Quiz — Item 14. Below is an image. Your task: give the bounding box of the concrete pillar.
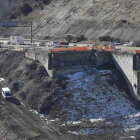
[95,51,111,67]
[48,53,53,69]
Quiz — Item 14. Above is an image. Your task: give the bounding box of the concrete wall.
[50,50,112,77]
[25,51,36,60]
[25,51,49,69]
[112,51,140,100]
[133,54,140,71]
[95,51,112,67]
[35,53,49,69]
[25,51,53,77]
[52,65,93,77]
[25,50,97,78]
[25,49,140,102]
[51,50,96,69]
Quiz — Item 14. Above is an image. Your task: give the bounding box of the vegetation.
[121,19,127,24]
[54,77,68,89]
[78,35,86,41]
[64,34,87,42]
[34,0,50,5]
[8,14,17,20]
[20,3,32,15]
[99,36,112,42]
[99,36,121,43]
[65,34,78,43]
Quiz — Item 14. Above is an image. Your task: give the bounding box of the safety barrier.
[93,46,114,51]
[0,46,52,52]
[136,50,140,53]
[52,46,91,52]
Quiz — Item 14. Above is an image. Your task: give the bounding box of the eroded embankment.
[0,50,66,114]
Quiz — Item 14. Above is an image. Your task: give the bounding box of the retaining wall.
[52,65,94,77]
[25,51,54,77]
[25,50,98,77]
[95,51,112,67]
[112,51,140,101]
[51,50,96,69]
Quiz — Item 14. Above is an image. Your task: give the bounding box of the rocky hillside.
[0,0,35,20]
[0,50,67,114]
[1,0,140,40]
[0,50,139,139]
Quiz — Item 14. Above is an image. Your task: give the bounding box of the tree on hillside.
[20,3,32,15]
[34,0,50,4]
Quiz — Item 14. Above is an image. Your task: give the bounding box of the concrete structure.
[10,36,24,44]
[25,47,140,102]
[112,50,140,101]
[25,49,96,77]
[95,51,111,67]
[25,48,113,78]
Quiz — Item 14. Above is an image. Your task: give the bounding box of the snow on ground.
[57,69,140,136]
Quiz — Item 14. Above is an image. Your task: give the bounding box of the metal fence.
[0,46,52,53]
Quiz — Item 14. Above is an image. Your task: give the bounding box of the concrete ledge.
[51,65,95,78]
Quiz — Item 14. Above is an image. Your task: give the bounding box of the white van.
[1,87,12,99]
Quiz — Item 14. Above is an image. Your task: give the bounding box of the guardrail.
[52,46,91,52]
[0,46,52,52]
[93,45,114,51]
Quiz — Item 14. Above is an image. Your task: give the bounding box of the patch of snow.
[68,131,79,135]
[66,121,82,125]
[34,110,39,115]
[40,114,45,119]
[0,78,5,82]
[62,124,65,126]
[57,69,140,136]
[90,118,105,123]
[20,102,24,106]
[50,120,55,122]
[29,109,39,115]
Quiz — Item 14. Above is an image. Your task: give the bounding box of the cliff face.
[1,0,140,40]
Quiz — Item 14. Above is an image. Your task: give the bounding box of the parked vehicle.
[39,42,46,47]
[1,87,12,99]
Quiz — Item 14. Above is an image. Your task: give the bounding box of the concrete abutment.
[112,51,140,102]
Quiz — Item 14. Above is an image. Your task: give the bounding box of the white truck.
[1,87,12,99]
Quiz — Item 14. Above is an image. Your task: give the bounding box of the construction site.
[1,0,140,139]
[0,42,139,139]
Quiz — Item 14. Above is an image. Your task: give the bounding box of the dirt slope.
[0,50,75,140]
[0,96,58,140]
[0,50,65,114]
[1,0,140,40]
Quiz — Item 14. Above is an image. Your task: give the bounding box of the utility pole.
[31,21,32,45]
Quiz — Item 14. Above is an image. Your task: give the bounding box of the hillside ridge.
[1,0,140,40]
